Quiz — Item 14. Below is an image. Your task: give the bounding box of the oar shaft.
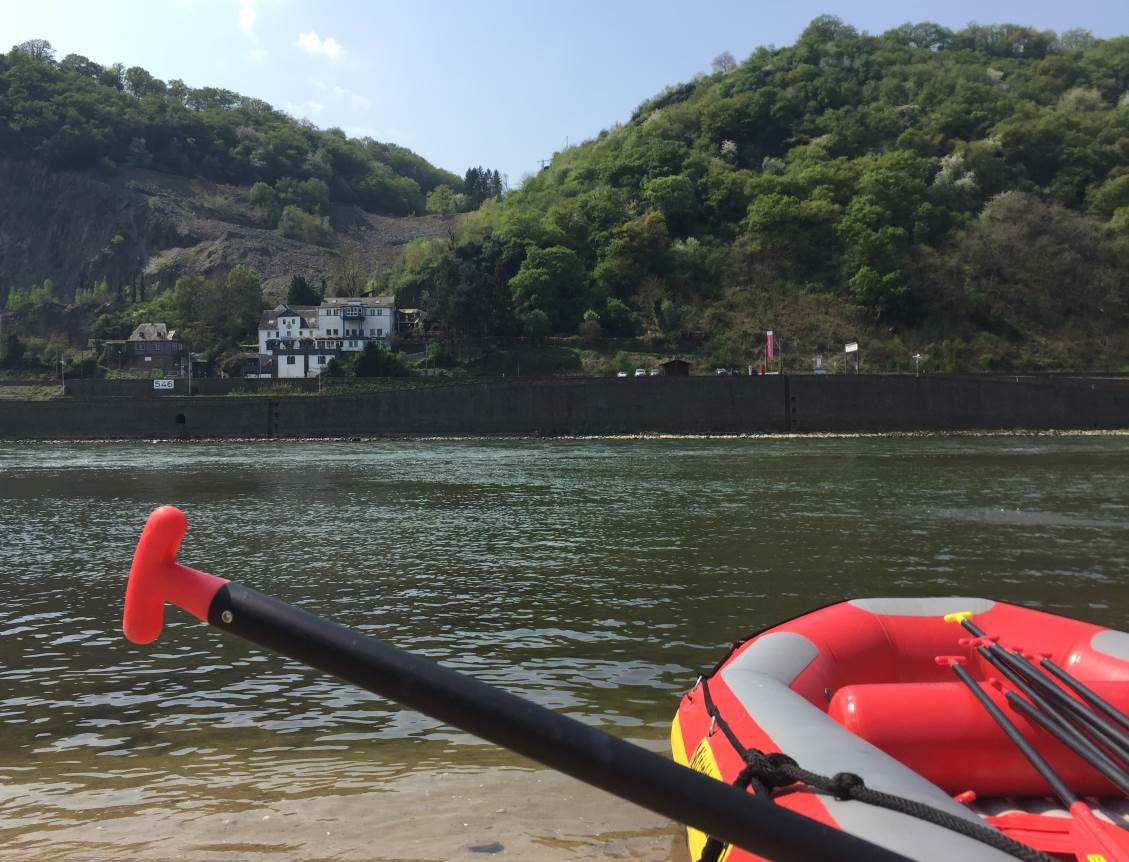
[1012,655,1129,764]
[1042,658,1129,734]
[977,646,1129,791]
[962,620,1129,762]
[949,661,1077,806]
[999,649,1129,763]
[1005,693,1129,796]
[207,583,908,862]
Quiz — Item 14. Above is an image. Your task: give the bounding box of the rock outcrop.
[0,158,460,302]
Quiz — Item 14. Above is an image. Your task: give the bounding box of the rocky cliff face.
[0,158,459,303]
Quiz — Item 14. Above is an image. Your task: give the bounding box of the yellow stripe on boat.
[671,712,730,862]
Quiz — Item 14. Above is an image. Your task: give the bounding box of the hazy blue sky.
[3,0,1127,185]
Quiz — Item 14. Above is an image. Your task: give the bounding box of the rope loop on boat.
[741,750,798,790]
[828,770,865,800]
[695,675,1054,862]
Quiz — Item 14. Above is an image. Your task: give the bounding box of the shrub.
[278,205,333,246]
[354,342,409,377]
[523,309,551,345]
[425,340,454,367]
[578,318,603,345]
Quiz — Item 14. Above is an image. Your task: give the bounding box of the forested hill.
[397,18,1129,372]
[0,39,459,216]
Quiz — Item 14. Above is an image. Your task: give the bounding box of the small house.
[659,358,691,376]
[104,322,184,369]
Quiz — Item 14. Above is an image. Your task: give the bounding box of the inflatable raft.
[672,598,1129,862]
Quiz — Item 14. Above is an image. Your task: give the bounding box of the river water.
[2,436,1128,861]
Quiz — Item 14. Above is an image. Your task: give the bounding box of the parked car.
[715,368,728,375]
[616,371,628,378]
[634,368,647,377]
[648,368,659,376]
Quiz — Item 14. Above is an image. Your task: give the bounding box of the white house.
[258,305,317,355]
[258,295,396,378]
[316,296,395,347]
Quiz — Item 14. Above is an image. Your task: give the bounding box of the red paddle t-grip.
[123,506,229,644]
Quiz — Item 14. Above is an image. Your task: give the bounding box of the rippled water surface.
[2,436,1129,859]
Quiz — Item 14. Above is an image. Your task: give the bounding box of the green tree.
[151,266,264,355]
[643,174,698,235]
[522,308,551,344]
[250,182,280,222]
[508,246,589,333]
[426,184,464,214]
[1,334,26,367]
[286,274,322,306]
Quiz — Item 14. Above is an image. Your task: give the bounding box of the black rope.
[695,677,1053,862]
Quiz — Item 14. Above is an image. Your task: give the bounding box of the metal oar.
[940,656,1129,862]
[122,507,910,862]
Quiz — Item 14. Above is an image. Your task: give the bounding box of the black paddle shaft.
[950,661,1077,807]
[1042,658,1129,734]
[962,619,1129,762]
[206,583,910,862]
[976,646,1129,794]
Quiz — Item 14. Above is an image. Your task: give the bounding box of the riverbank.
[9,428,1129,445]
[1,375,1128,440]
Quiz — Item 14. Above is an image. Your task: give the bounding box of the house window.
[286,356,296,365]
[318,356,327,364]
[377,328,383,337]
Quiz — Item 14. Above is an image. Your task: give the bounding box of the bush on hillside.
[278,205,333,246]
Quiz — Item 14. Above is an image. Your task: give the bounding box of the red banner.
[766,330,775,362]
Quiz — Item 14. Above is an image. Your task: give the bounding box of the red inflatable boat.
[672,598,1129,862]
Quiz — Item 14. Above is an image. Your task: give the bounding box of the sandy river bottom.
[2,765,685,862]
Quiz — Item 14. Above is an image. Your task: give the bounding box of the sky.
[2,0,1128,186]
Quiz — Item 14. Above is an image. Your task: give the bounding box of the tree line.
[378,17,1129,371]
[0,40,461,215]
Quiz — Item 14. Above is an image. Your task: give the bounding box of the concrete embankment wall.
[787,375,1129,432]
[1,376,1127,440]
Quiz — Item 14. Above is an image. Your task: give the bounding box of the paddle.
[940,655,1129,862]
[1004,691,1129,796]
[968,642,1129,794]
[1042,657,1129,734]
[122,506,910,862]
[948,613,1129,765]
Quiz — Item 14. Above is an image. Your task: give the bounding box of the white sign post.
[844,342,859,374]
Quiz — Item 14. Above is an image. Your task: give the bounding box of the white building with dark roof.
[257,295,396,378]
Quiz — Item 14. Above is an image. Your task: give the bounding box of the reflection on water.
[2,436,1129,858]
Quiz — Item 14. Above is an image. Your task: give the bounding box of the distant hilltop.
[0,39,503,302]
[385,18,1129,374]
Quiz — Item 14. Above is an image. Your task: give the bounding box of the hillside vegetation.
[0,39,460,216]
[3,21,1129,377]
[386,18,1129,372]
